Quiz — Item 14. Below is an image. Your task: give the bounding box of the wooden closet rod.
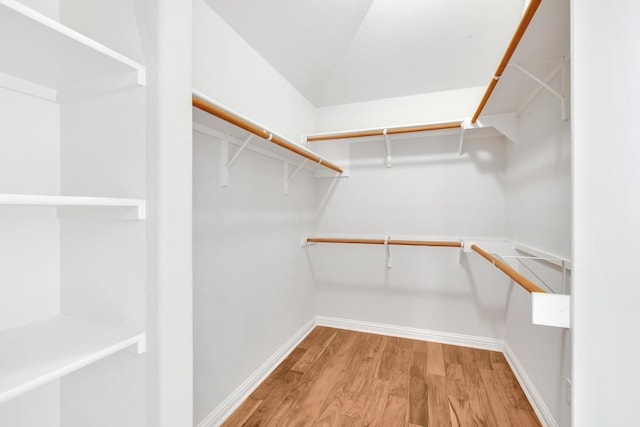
[471,244,544,293]
[471,0,542,123]
[192,93,344,174]
[306,121,463,142]
[306,237,463,248]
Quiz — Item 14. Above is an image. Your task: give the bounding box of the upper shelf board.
[0,0,145,92]
[192,91,344,174]
[481,0,569,116]
[306,123,503,144]
[0,315,145,403]
[0,193,146,219]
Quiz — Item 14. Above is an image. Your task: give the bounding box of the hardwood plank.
[261,329,355,427]
[221,397,262,427]
[342,333,387,418]
[427,374,451,426]
[377,336,398,380]
[445,362,466,384]
[381,395,408,427]
[510,408,542,427]
[340,415,361,427]
[250,347,305,401]
[442,344,464,365]
[412,339,430,353]
[242,370,303,426]
[389,340,412,398]
[298,326,336,350]
[408,352,428,426]
[447,382,471,427]
[314,334,374,426]
[494,366,536,412]
[291,331,337,373]
[471,386,500,426]
[361,379,390,427]
[426,342,446,377]
[278,330,360,426]
[478,368,512,426]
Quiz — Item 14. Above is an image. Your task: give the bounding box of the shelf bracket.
[284,159,308,195]
[458,121,467,156]
[125,334,147,355]
[221,134,253,187]
[476,113,519,143]
[512,61,569,121]
[220,136,229,187]
[384,236,392,269]
[383,129,392,168]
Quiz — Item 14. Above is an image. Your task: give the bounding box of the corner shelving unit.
[0,0,147,423]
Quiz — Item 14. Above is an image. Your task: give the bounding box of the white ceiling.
[204,0,525,107]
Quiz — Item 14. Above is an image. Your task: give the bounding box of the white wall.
[18,0,58,19]
[139,0,194,425]
[192,0,315,145]
[0,85,61,427]
[310,132,511,339]
[572,1,640,425]
[504,73,572,427]
[315,86,486,132]
[193,131,317,424]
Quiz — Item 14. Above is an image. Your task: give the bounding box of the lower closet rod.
[471,244,545,293]
[306,237,463,248]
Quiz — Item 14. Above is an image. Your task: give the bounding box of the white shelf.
[0,316,145,403]
[0,0,144,94]
[0,193,146,219]
[482,0,569,116]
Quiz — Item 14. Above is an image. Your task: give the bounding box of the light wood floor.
[222,327,541,427]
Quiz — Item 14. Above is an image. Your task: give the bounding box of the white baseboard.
[503,342,557,427]
[315,316,504,352]
[196,317,316,427]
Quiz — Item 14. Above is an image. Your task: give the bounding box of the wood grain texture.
[221,327,541,427]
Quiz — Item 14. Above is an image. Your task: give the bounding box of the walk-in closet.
[1,0,639,426]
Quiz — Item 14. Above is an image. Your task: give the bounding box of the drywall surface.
[504,74,572,427]
[193,131,317,424]
[0,86,61,427]
[140,0,194,425]
[314,86,486,133]
[192,0,315,145]
[19,0,58,19]
[506,82,571,257]
[0,86,60,331]
[58,73,147,427]
[310,134,510,339]
[572,1,640,425]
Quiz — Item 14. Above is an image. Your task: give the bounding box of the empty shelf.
[0,194,146,219]
[0,0,144,91]
[0,315,145,403]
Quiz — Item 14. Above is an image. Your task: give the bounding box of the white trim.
[315,316,504,352]
[196,317,316,427]
[503,342,558,427]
